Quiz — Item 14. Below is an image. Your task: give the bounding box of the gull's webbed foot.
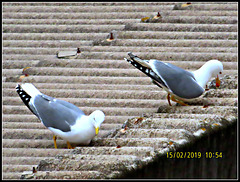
[170,95,189,106]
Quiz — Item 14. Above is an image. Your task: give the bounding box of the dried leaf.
[141,17,150,22]
[106,32,114,42]
[18,75,26,82]
[22,67,31,76]
[32,167,37,173]
[120,129,126,134]
[134,117,143,124]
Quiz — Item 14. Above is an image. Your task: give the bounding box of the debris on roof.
[173,2,192,10]
[140,12,162,23]
[56,48,81,59]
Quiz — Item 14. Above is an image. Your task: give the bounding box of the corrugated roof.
[2,2,238,179]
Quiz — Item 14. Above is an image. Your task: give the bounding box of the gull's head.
[193,59,223,89]
[206,60,223,77]
[203,60,223,88]
[90,110,105,135]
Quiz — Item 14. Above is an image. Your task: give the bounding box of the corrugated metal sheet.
[2,2,238,179]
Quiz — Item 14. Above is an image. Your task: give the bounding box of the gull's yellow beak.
[95,127,99,135]
[181,3,191,8]
[216,75,221,88]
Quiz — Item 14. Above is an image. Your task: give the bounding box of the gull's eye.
[219,72,222,74]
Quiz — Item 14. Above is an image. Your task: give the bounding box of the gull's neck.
[192,64,213,88]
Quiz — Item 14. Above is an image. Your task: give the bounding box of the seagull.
[16,83,105,149]
[124,52,223,106]
[56,47,81,59]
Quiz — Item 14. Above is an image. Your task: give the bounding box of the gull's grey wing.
[33,94,85,132]
[150,60,205,99]
[41,94,85,116]
[164,62,195,79]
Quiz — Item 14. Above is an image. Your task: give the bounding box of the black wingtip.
[128,52,134,57]
[16,84,20,89]
[16,84,23,92]
[16,84,36,115]
[124,58,133,64]
[128,52,143,62]
[128,52,138,61]
[125,53,165,89]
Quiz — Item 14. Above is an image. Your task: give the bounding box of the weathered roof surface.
[2,2,238,179]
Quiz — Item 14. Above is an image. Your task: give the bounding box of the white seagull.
[124,52,223,106]
[16,83,105,149]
